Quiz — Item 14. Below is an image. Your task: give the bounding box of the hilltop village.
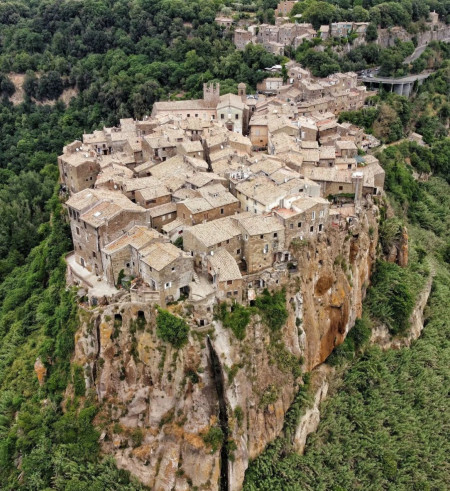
[59,62,385,318]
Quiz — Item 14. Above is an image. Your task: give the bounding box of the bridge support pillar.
[393,83,403,96]
[402,82,412,97]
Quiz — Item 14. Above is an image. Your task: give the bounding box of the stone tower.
[238,82,247,101]
[203,83,220,106]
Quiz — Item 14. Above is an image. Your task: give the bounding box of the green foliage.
[259,384,279,408]
[234,406,244,428]
[254,289,288,332]
[366,260,420,335]
[156,308,189,348]
[214,301,252,340]
[72,364,86,397]
[173,236,183,249]
[202,425,224,453]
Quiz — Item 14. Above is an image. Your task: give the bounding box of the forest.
[0,0,448,488]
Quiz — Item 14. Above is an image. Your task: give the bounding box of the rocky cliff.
[70,201,379,490]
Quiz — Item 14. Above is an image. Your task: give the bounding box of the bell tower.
[203,83,220,106]
[238,82,247,101]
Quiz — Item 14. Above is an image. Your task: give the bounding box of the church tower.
[203,83,220,107]
[238,82,247,101]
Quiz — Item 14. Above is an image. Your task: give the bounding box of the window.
[221,114,225,119]
[245,234,248,240]
[93,251,96,258]
[195,114,198,118]
[234,290,238,296]
[227,280,233,285]
[172,267,175,272]
[227,291,232,298]
[273,232,278,238]
[319,210,324,217]
[298,222,302,228]
[76,227,80,235]
[319,224,323,232]
[339,185,343,191]
[126,262,130,267]
[218,242,222,247]
[235,114,239,120]
[310,226,314,232]
[220,208,224,215]
[237,248,241,254]
[260,234,264,239]
[263,244,269,254]
[187,114,190,117]
[165,282,172,289]
[312,211,316,220]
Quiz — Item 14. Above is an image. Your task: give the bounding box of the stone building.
[101,225,165,285]
[138,241,194,304]
[235,214,286,274]
[58,143,100,194]
[273,196,329,244]
[207,248,243,303]
[148,202,177,232]
[275,1,298,16]
[234,29,253,51]
[66,189,150,276]
[177,184,240,226]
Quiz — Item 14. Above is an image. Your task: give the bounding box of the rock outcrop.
[71,203,379,490]
[371,273,433,350]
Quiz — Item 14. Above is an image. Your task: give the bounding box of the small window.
[221,208,224,215]
[312,211,316,220]
[187,114,190,117]
[298,222,302,228]
[218,242,222,247]
[310,226,314,232]
[234,290,238,296]
[76,227,80,235]
[319,224,323,232]
[260,234,264,239]
[172,267,175,272]
[289,223,293,229]
[339,186,343,191]
[126,262,130,268]
[237,248,241,254]
[195,114,198,118]
[235,114,239,120]
[227,280,233,285]
[273,232,278,238]
[319,210,324,217]
[93,251,96,258]
[165,282,172,289]
[221,114,225,120]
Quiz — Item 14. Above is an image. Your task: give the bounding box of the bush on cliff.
[156,308,189,348]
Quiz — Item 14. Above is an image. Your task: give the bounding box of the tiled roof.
[102,226,162,254]
[208,248,242,281]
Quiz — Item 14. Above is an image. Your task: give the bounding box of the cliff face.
[71,203,379,490]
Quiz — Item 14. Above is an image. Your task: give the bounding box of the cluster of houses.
[254,61,375,119]
[232,2,370,56]
[60,75,384,313]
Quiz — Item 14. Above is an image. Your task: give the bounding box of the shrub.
[156,308,189,348]
[255,289,288,332]
[202,426,224,453]
[214,301,251,340]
